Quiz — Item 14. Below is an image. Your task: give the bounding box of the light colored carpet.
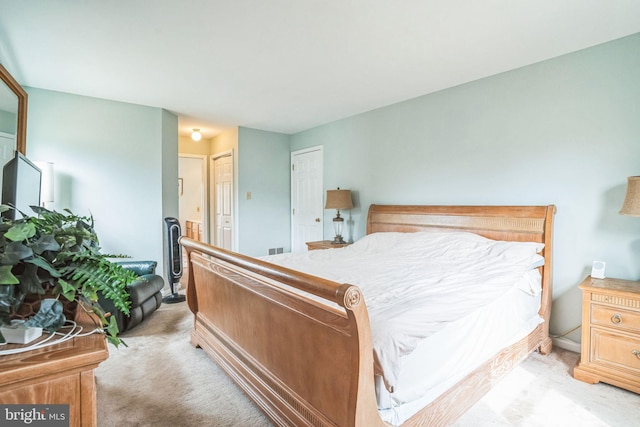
[96,302,640,426]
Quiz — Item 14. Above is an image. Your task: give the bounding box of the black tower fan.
[163,217,186,303]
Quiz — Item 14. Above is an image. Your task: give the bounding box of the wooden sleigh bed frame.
[181,204,556,427]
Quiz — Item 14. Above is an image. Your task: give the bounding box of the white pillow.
[354,231,545,269]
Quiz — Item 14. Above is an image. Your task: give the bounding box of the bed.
[180,204,555,426]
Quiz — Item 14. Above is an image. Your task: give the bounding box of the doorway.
[178,154,208,243]
[290,146,323,252]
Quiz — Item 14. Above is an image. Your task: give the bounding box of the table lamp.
[325,188,353,244]
[620,176,640,217]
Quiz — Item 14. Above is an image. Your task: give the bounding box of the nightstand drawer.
[591,304,640,334]
[591,329,640,374]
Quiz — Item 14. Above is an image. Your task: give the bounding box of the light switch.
[246,192,252,200]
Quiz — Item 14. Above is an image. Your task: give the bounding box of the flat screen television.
[2,151,42,219]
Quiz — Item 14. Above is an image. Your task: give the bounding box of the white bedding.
[376,272,542,425]
[261,231,544,396]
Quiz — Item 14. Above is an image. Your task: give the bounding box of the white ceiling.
[1,1,639,139]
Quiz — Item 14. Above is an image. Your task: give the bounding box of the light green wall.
[25,87,178,285]
[290,33,640,344]
[161,109,179,278]
[238,127,291,256]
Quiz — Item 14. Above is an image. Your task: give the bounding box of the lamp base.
[331,235,346,244]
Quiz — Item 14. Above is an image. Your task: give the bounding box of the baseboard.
[552,336,581,353]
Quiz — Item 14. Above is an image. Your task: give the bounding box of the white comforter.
[262,231,544,392]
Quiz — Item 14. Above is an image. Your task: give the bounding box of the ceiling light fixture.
[191,128,202,142]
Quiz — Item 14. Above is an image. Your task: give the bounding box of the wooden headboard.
[366,205,555,243]
[366,204,556,336]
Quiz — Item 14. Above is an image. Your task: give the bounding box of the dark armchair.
[98,260,165,333]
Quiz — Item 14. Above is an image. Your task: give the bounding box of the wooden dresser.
[0,330,108,426]
[573,276,640,393]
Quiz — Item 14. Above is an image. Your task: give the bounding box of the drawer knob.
[611,313,623,324]
[633,350,640,360]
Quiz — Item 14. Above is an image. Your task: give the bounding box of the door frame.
[210,149,235,251]
[178,153,209,244]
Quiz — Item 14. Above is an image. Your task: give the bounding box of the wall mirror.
[0,64,27,156]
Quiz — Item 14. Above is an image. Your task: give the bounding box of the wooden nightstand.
[573,276,640,394]
[305,240,350,251]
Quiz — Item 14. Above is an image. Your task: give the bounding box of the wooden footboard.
[181,239,386,427]
[181,204,555,427]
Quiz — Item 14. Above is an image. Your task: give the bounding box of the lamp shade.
[325,189,353,210]
[620,176,640,217]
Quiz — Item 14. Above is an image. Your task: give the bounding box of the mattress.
[261,231,544,419]
[376,269,542,425]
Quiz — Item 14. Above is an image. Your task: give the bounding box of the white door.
[291,146,323,252]
[212,153,233,250]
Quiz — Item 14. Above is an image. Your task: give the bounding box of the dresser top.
[579,276,640,296]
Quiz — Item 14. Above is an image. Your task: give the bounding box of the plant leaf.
[5,222,36,241]
[28,205,48,216]
[0,241,33,265]
[17,263,45,295]
[31,234,61,254]
[0,265,19,285]
[105,316,127,347]
[58,279,77,301]
[25,256,62,278]
[106,315,119,336]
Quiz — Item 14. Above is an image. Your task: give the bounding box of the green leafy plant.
[0,205,135,346]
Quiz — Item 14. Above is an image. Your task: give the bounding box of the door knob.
[315,218,321,222]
